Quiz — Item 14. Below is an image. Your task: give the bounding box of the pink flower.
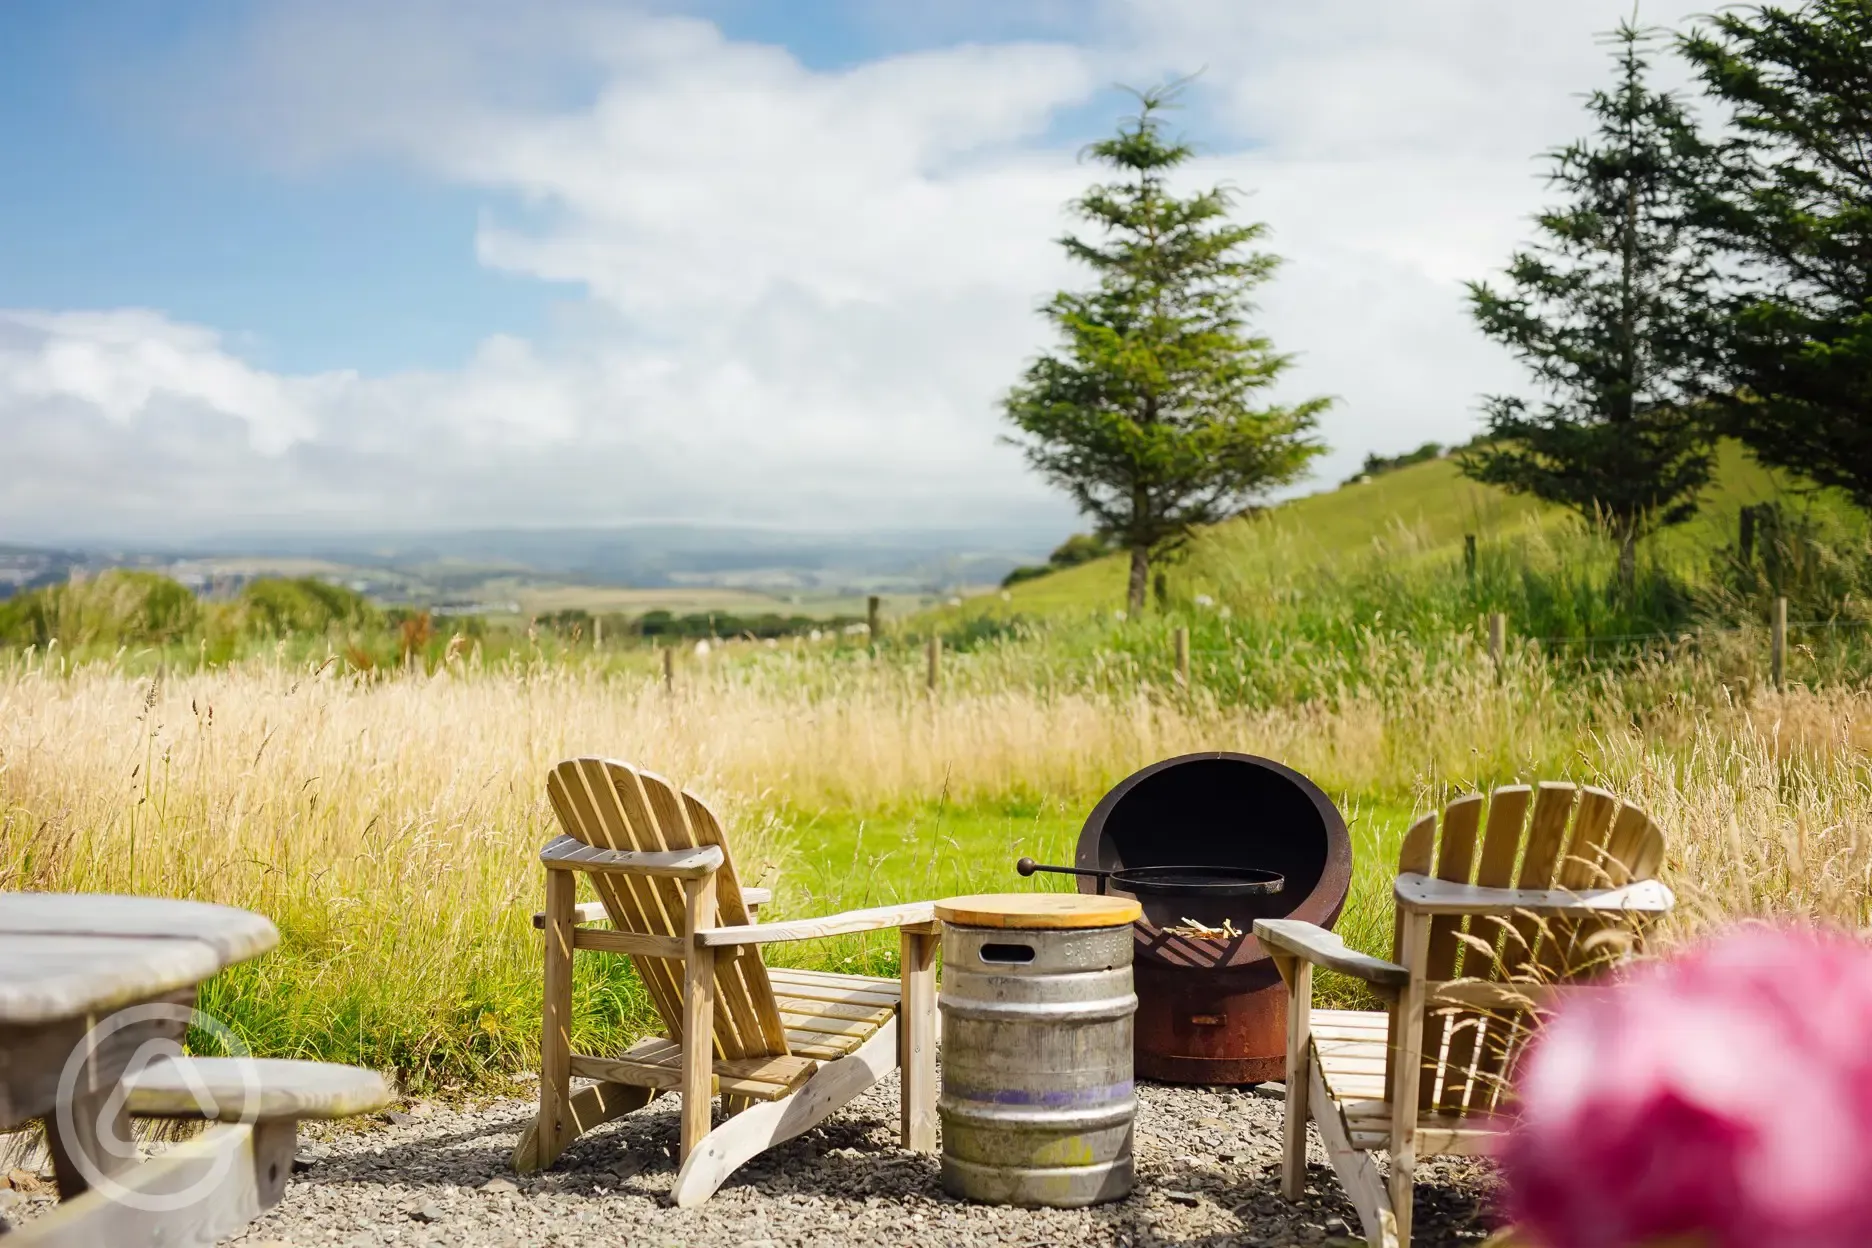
[1501,925,1872,1248]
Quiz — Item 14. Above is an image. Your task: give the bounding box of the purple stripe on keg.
[943,1081,1133,1108]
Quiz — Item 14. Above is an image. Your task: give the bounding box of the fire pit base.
[1132,958,1287,1086]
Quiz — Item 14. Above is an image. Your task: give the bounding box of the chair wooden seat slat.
[513,757,938,1206]
[1256,782,1674,1248]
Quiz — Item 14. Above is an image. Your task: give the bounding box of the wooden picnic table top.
[0,892,279,1027]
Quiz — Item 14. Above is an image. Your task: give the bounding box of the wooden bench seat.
[1311,1010,1498,1155]
[14,1058,393,1247]
[124,1057,392,1122]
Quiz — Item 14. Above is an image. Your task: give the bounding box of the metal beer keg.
[933,893,1142,1208]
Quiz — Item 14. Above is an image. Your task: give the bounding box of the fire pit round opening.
[1072,751,1353,1084]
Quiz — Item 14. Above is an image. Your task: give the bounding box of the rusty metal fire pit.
[1064,752,1352,1085]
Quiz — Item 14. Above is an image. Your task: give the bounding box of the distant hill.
[992,443,1816,615]
[170,524,1055,595]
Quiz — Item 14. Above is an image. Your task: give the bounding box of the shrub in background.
[0,570,201,648]
[237,577,379,637]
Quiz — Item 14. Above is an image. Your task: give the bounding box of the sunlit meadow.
[5,599,1871,1090]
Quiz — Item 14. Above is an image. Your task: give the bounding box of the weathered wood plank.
[785,1030,861,1060]
[0,937,236,1027]
[539,834,723,878]
[12,1121,294,1248]
[1435,785,1531,1114]
[764,978,900,1008]
[124,1057,392,1122]
[0,894,277,963]
[535,867,577,1170]
[1254,921,1410,988]
[1393,875,1675,917]
[779,1012,877,1039]
[668,1020,897,1208]
[770,996,892,1025]
[898,926,938,1153]
[571,928,688,959]
[695,902,937,948]
[681,875,717,1159]
[1420,795,1482,1111]
[1280,956,1313,1202]
[567,1052,813,1101]
[765,967,899,990]
[530,889,771,929]
[1309,1060,1398,1248]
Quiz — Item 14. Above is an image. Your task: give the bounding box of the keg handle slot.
[977,943,1036,965]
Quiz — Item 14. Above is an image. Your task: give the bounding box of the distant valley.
[0,523,1057,621]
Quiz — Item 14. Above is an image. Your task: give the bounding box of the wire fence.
[1127,598,1847,692]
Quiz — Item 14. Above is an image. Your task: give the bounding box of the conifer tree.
[1464,22,1721,589]
[1003,86,1328,615]
[1680,2,1872,508]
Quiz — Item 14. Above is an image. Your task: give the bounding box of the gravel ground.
[0,1070,1497,1242]
[6,1072,1502,1247]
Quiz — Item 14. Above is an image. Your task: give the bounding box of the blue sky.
[1,0,1109,377]
[0,0,1714,543]
[5,1,576,376]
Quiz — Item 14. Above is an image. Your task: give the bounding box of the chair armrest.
[533,890,774,931]
[1394,873,1675,917]
[695,901,937,948]
[1254,919,1410,989]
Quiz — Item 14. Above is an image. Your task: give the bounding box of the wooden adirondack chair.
[512,757,940,1206]
[1254,782,1675,1248]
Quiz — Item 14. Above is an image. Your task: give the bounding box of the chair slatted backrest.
[1390,782,1665,1118]
[545,758,788,1063]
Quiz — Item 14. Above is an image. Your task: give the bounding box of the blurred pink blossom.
[1501,924,1872,1248]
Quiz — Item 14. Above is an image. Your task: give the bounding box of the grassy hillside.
[994,442,1819,618]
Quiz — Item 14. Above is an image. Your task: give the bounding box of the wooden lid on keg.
[934,893,1142,930]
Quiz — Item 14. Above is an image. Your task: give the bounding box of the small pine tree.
[1003,85,1329,615]
[1464,22,1721,589]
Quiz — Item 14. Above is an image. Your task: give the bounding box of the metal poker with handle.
[1016,856,1286,900]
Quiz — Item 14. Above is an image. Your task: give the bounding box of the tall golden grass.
[2,642,1868,1085]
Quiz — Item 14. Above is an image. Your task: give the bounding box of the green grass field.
[8,441,1872,1089]
[995,442,1809,619]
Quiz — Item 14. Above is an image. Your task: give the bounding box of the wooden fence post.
[868,595,881,645]
[926,636,941,694]
[1174,626,1190,689]
[1772,596,1787,690]
[593,617,603,649]
[1487,612,1506,678]
[1465,534,1477,582]
[663,645,675,694]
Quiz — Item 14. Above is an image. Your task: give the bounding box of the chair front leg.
[899,922,939,1152]
[681,873,718,1162]
[1275,954,1313,1201]
[526,868,579,1172]
[1390,907,1433,1248]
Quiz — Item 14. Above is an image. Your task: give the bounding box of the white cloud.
[1,0,1726,540]
[0,310,323,456]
